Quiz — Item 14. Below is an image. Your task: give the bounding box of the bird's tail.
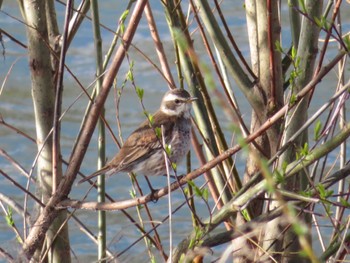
[77,165,111,184]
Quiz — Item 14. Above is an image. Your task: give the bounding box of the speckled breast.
[169,117,192,164]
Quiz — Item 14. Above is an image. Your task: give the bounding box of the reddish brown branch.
[144,2,176,89]
[0,28,27,49]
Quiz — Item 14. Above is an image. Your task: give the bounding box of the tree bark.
[22,0,70,261]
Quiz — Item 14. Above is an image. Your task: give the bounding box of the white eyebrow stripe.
[163,93,181,102]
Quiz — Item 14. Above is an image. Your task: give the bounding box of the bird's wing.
[77,165,112,184]
[117,113,176,169]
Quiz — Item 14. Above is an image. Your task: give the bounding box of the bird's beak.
[187,97,198,103]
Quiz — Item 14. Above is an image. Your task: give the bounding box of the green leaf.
[171,162,177,171]
[275,40,283,53]
[241,209,251,221]
[117,88,122,96]
[314,16,322,28]
[127,69,134,81]
[120,23,125,34]
[301,143,309,156]
[188,180,204,198]
[194,226,203,239]
[282,161,288,173]
[273,170,285,184]
[118,10,129,34]
[187,180,195,188]
[146,112,154,125]
[321,16,329,30]
[165,144,172,155]
[120,9,129,22]
[202,188,208,201]
[193,184,202,197]
[314,120,322,140]
[183,187,189,195]
[317,184,326,197]
[5,207,14,227]
[188,226,202,249]
[154,127,161,138]
[298,0,307,13]
[129,189,136,198]
[290,93,297,105]
[291,45,297,59]
[135,86,144,100]
[296,142,309,159]
[317,184,333,199]
[340,198,350,208]
[325,190,334,199]
[343,35,350,50]
[125,61,134,82]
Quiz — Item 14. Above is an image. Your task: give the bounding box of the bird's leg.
[162,174,185,181]
[175,174,185,181]
[144,176,159,202]
[162,174,177,180]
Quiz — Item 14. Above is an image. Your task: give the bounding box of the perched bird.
[78,89,197,184]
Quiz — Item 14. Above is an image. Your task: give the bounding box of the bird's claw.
[177,174,185,180]
[162,174,179,180]
[150,188,159,203]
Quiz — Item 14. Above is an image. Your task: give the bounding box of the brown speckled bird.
[78,89,196,184]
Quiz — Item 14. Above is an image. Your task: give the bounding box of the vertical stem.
[50,1,73,259]
[144,2,176,89]
[334,9,347,237]
[67,0,91,48]
[289,0,301,48]
[267,0,276,102]
[90,0,106,260]
[245,0,258,73]
[22,0,71,261]
[161,125,173,263]
[53,0,72,193]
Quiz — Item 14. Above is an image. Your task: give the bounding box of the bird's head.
[160,89,197,118]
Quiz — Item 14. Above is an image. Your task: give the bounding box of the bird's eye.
[175,99,181,104]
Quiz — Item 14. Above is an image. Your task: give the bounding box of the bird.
[78,88,197,184]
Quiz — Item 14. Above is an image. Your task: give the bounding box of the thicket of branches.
[0,0,349,262]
